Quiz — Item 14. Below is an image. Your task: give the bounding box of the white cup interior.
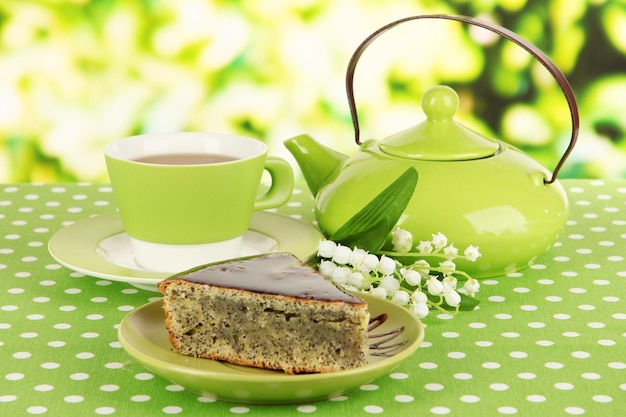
[105,132,267,162]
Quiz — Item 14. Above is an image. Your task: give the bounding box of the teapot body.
[314,141,568,278]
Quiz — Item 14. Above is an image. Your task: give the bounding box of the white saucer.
[48,211,324,291]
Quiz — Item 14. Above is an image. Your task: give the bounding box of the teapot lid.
[379,85,500,160]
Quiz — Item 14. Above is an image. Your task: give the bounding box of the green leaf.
[329,167,418,251]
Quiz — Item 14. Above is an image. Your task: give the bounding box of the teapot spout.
[284,134,348,195]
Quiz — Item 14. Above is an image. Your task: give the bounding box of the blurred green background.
[1,0,625,182]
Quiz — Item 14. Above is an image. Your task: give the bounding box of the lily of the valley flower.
[464,245,482,262]
[392,227,413,252]
[463,278,481,297]
[316,230,480,319]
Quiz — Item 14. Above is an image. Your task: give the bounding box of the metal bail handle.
[345,14,579,184]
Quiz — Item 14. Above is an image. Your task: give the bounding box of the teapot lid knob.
[379,85,500,161]
[423,85,458,120]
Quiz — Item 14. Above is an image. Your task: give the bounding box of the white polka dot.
[510,351,528,359]
[545,362,564,369]
[562,332,580,338]
[489,383,509,391]
[582,372,601,380]
[131,395,150,402]
[329,396,347,402]
[0,395,17,403]
[497,406,518,415]
[198,394,217,403]
[364,405,384,414]
[34,385,54,392]
[527,394,546,402]
[5,373,24,381]
[460,395,480,403]
[70,373,89,380]
[572,351,591,359]
[105,362,124,369]
[419,362,438,369]
[64,395,83,403]
[135,373,154,380]
[554,382,574,390]
[297,405,317,412]
[162,406,182,414]
[41,362,60,369]
[100,384,119,392]
[564,407,585,415]
[394,394,414,403]
[360,384,378,391]
[454,373,473,380]
[166,385,185,392]
[447,351,466,359]
[26,406,47,414]
[424,383,445,391]
[429,407,450,415]
[390,372,409,379]
[592,395,613,403]
[95,407,116,415]
[483,362,501,369]
[518,372,536,379]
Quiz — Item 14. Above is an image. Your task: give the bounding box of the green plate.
[118,293,424,405]
[48,211,324,291]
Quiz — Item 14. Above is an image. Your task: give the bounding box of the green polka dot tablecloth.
[1,179,625,416]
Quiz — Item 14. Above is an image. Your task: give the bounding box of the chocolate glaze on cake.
[169,252,363,303]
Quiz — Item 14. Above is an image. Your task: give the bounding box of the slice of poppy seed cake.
[157,252,369,374]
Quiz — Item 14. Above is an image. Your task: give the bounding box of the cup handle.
[253,156,294,210]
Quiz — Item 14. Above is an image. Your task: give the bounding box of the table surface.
[1,179,625,417]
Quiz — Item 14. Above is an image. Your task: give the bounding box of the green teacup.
[104,132,294,272]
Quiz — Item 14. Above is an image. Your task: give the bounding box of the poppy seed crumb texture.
[157,253,370,374]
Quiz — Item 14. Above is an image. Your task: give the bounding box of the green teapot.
[284,15,579,278]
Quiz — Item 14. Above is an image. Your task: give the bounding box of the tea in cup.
[104,132,294,272]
